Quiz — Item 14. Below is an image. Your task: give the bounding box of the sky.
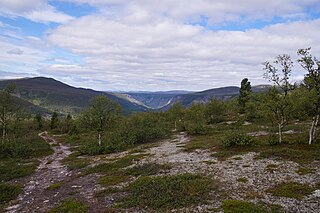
[0,0,320,91]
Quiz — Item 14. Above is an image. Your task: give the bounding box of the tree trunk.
[2,126,5,144]
[98,133,101,146]
[278,116,285,144]
[174,120,177,131]
[309,114,319,144]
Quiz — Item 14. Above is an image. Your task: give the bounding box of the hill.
[124,91,192,109]
[0,77,147,114]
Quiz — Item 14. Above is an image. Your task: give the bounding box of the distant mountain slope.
[0,91,52,116]
[160,85,271,110]
[0,77,147,114]
[125,91,192,109]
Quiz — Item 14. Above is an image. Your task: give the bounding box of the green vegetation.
[60,152,90,170]
[119,174,217,209]
[267,182,314,199]
[46,181,64,191]
[237,177,248,183]
[0,159,37,181]
[49,198,89,213]
[296,167,316,175]
[265,164,278,173]
[223,133,255,147]
[98,174,130,187]
[84,154,149,175]
[124,163,172,176]
[0,183,21,204]
[221,200,283,213]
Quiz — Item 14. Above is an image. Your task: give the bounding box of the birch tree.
[263,54,293,143]
[297,48,320,144]
[81,95,121,146]
[0,84,16,144]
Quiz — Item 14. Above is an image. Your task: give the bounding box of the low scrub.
[49,198,89,213]
[119,174,217,209]
[0,183,21,204]
[223,133,255,147]
[267,182,314,200]
[221,200,282,213]
[0,159,37,181]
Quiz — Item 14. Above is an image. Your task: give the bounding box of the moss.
[237,177,248,183]
[295,167,316,175]
[119,174,217,209]
[267,182,314,200]
[49,198,89,213]
[124,163,172,176]
[222,200,283,213]
[46,181,64,191]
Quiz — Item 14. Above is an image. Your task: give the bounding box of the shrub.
[222,200,282,213]
[49,198,89,213]
[0,183,21,204]
[120,174,217,209]
[267,182,314,200]
[223,133,255,147]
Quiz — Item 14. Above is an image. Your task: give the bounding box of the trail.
[6,132,72,212]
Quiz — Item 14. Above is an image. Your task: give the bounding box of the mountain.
[124,91,192,109]
[159,85,271,110]
[0,77,148,115]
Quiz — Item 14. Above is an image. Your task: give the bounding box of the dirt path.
[6,132,73,212]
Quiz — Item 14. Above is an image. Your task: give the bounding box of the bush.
[223,133,255,147]
[222,200,282,213]
[120,174,217,209]
[0,133,52,159]
[49,198,89,213]
[0,183,21,204]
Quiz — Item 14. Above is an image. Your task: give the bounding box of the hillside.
[0,77,147,114]
[125,91,191,109]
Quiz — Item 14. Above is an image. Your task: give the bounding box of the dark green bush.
[0,183,21,204]
[223,133,255,147]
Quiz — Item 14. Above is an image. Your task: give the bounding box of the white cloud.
[61,0,320,25]
[47,13,320,91]
[0,0,74,23]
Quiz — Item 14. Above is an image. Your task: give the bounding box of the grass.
[61,152,90,170]
[0,183,21,204]
[124,163,172,176]
[94,187,121,198]
[296,167,316,175]
[237,177,248,183]
[128,148,146,154]
[98,173,130,187]
[267,182,314,200]
[221,200,283,213]
[119,174,217,209]
[84,154,149,175]
[49,198,89,213]
[265,164,278,173]
[258,144,320,164]
[0,159,37,181]
[46,181,64,191]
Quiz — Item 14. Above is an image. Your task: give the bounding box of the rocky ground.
[5,132,320,212]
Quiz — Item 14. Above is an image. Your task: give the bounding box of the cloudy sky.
[0,0,319,91]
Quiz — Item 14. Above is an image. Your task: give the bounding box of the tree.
[0,84,16,144]
[165,102,185,131]
[238,78,252,113]
[205,99,226,124]
[263,54,293,143]
[50,112,59,130]
[81,95,121,146]
[34,113,43,130]
[297,48,320,144]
